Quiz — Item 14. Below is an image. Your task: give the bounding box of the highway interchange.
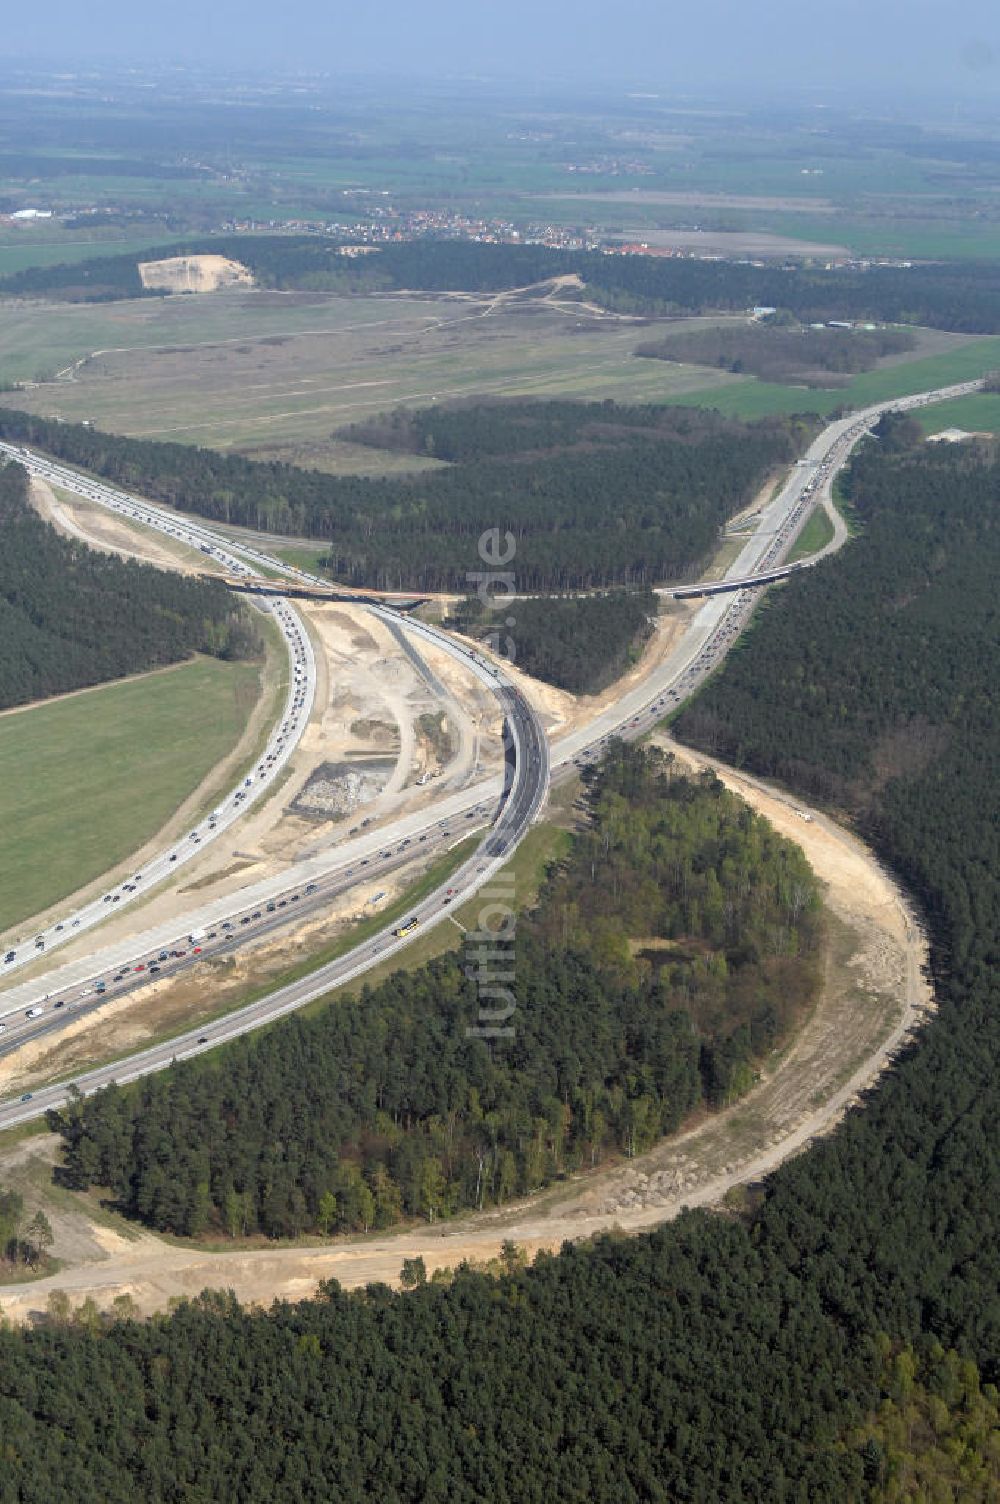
[0,377,981,1126]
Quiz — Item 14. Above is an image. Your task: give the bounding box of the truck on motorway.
[392,917,420,938]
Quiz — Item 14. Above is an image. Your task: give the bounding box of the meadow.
[7,282,1000,471]
[0,289,736,469]
[668,335,1000,420]
[0,656,262,936]
[0,232,186,282]
[915,391,1000,435]
[787,506,835,563]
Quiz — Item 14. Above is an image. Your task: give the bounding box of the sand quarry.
[138,254,253,295]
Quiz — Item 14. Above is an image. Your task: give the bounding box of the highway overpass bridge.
[212,572,427,611]
[665,560,809,600]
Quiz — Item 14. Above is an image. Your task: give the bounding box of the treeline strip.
[7,234,1000,333]
[0,402,804,591]
[636,323,916,388]
[0,461,260,710]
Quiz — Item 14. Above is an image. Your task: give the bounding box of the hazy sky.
[10,0,1000,98]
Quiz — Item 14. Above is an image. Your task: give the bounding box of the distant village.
[0,197,914,274]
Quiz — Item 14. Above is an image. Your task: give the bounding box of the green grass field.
[916,392,1000,435]
[787,506,835,563]
[669,337,1000,420]
[0,233,186,282]
[0,655,262,936]
[269,543,338,573]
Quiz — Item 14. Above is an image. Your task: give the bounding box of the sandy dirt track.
[0,738,932,1322]
[30,475,207,574]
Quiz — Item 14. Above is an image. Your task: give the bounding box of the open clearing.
[0,728,932,1321]
[4,289,994,470]
[0,286,739,468]
[542,189,837,213]
[605,227,850,258]
[0,232,187,282]
[0,655,265,940]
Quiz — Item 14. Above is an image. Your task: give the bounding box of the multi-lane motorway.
[0,378,981,1124]
[0,444,319,981]
[0,447,549,1098]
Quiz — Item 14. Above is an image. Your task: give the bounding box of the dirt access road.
[0,736,932,1321]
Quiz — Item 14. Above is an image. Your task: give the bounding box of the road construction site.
[0,377,974,1317]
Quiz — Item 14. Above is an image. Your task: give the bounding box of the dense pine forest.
[0,417,996,1501]
[7,234,1000,332]
[0,461,260,709]
[50,746,821,1238]
[446,586,656,694]
[0,402,804,591]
